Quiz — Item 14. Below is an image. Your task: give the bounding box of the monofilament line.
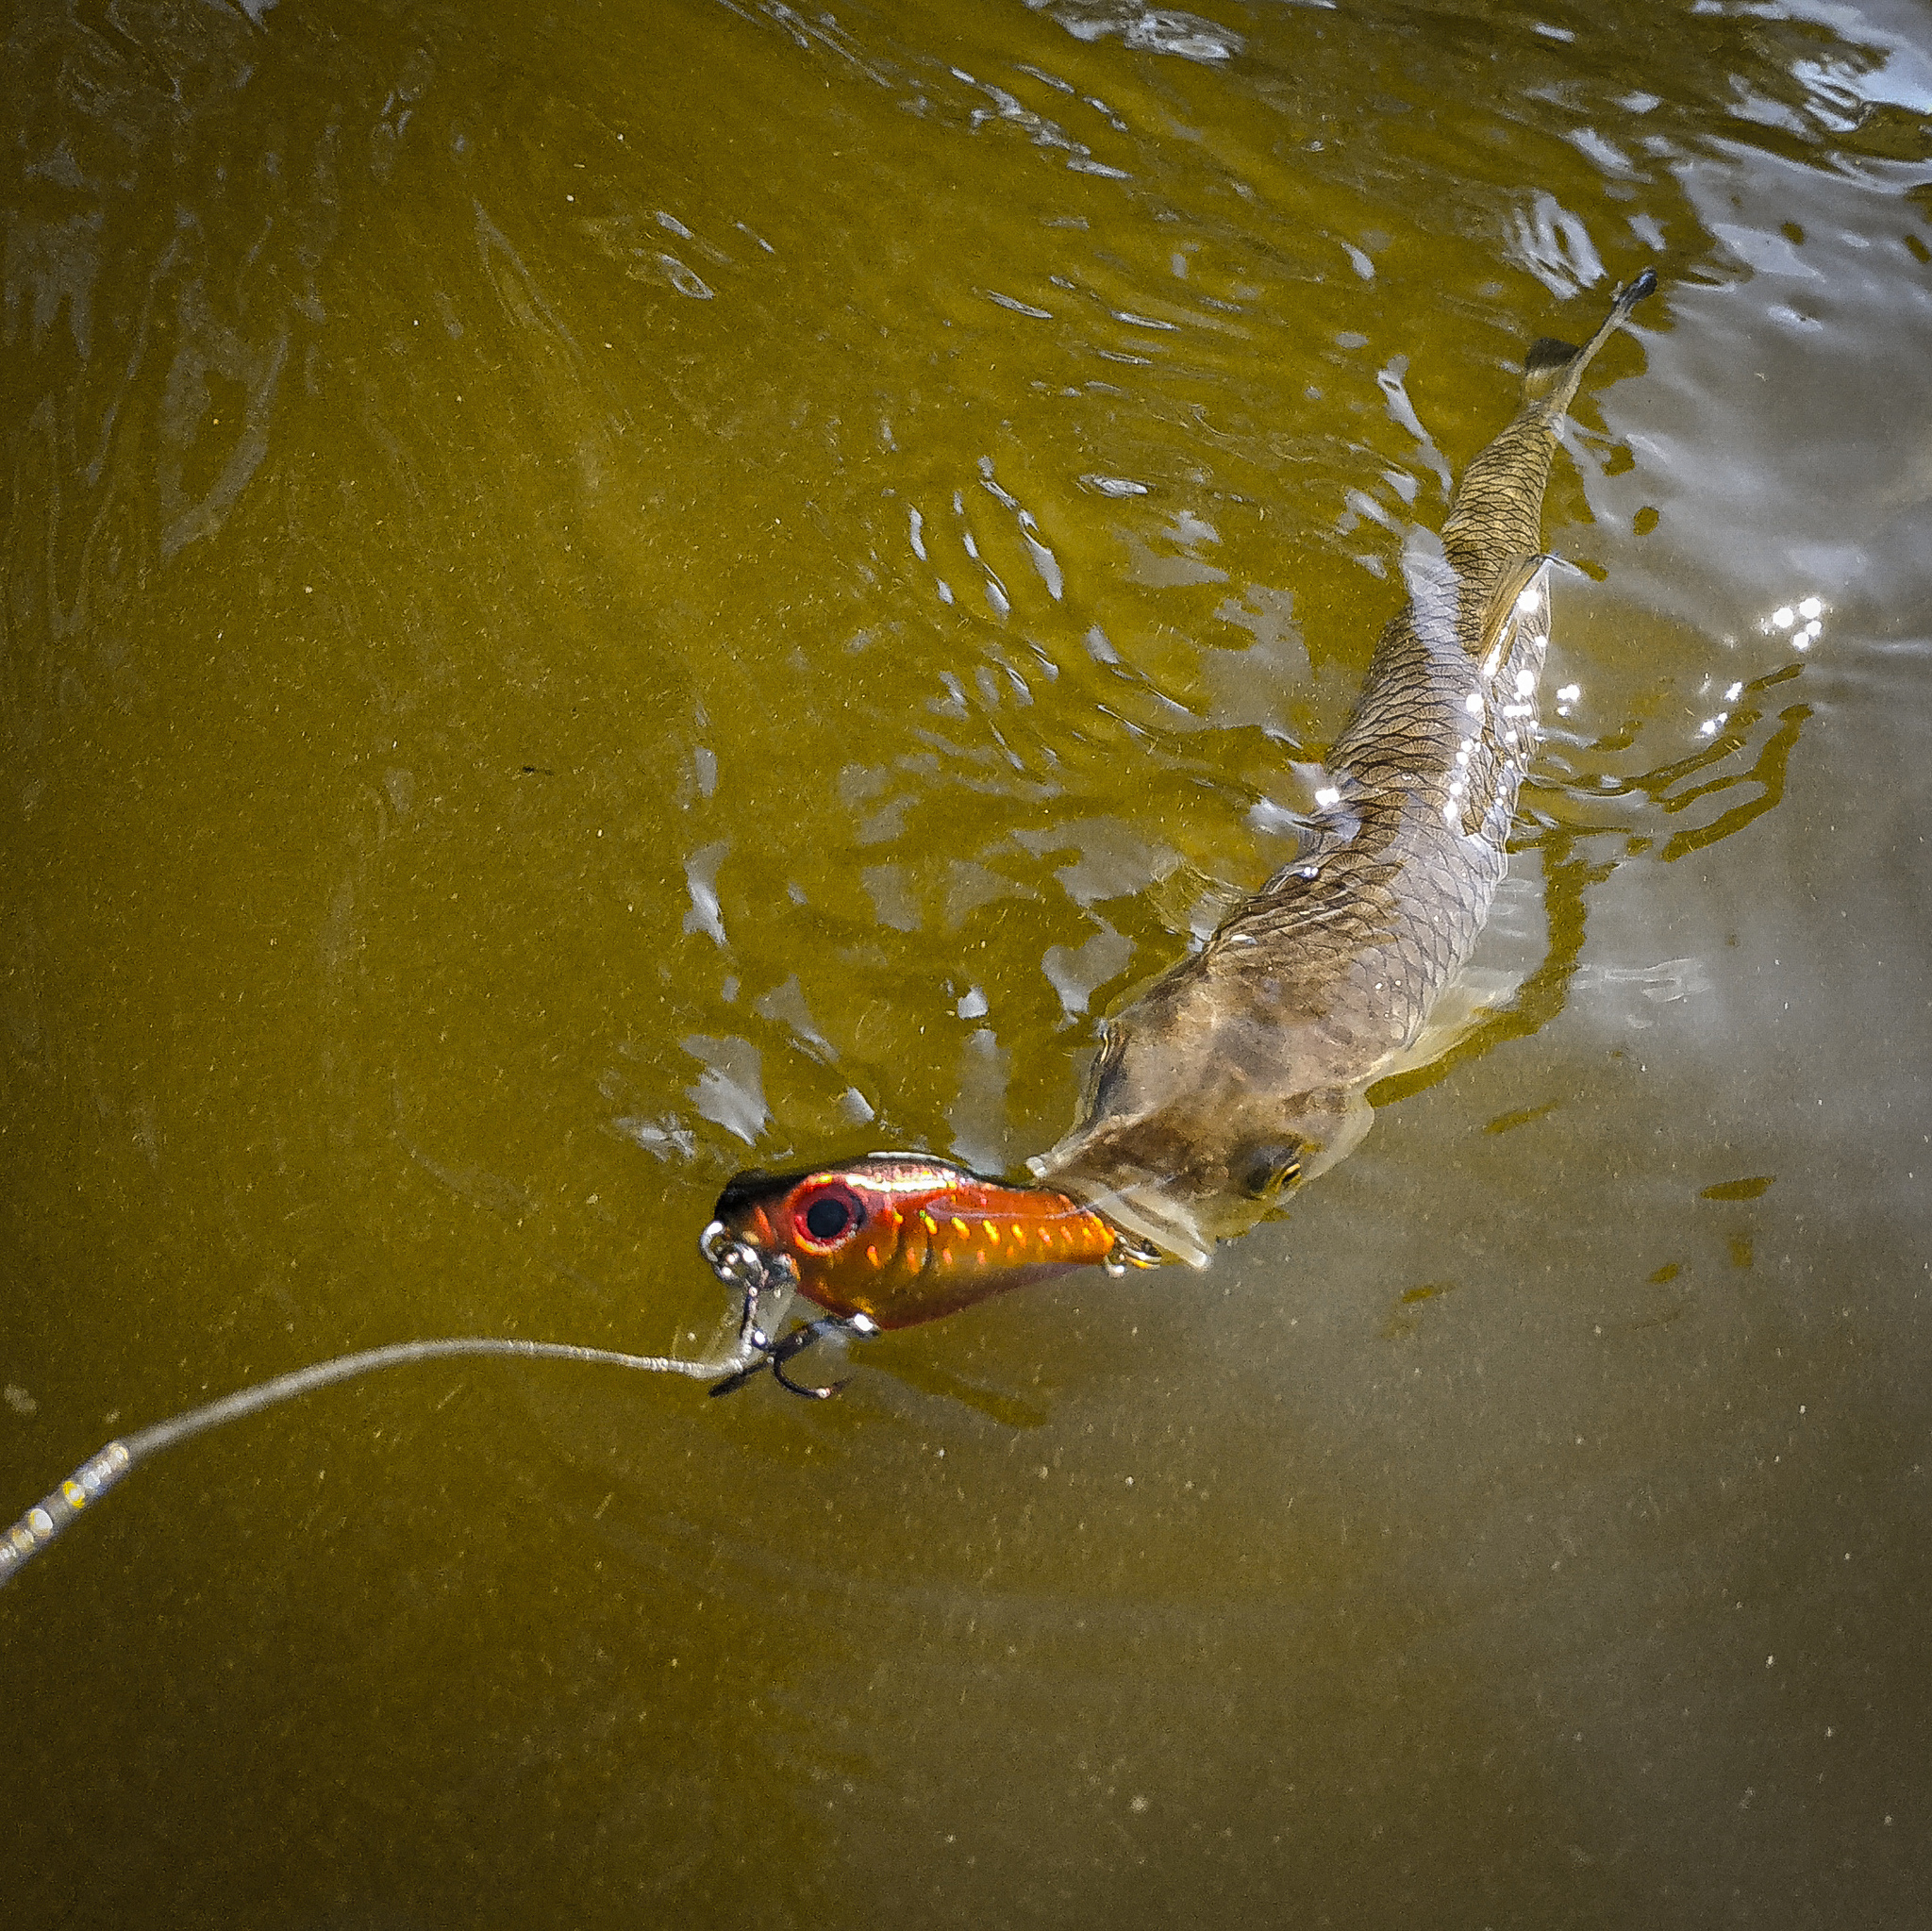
[0,1333,758,1590]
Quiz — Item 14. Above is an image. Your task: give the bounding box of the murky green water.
[5,0,1931,1922]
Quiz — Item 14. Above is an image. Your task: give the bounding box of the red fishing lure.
[708,1153,1130,1330]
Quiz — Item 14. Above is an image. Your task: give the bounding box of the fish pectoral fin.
[1288,757,1338,803]
[1369,968,1523,1084]
[1475,552,1555,669]
[1293,1090,1375,1188]
[1252,757,1363,886]
[1145,860,1247,941]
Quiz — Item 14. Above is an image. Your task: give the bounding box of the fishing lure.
[701,1154,1158,1398]
[0,1157,1149,1582]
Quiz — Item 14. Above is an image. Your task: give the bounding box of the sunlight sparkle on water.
[1768,594,1827,649]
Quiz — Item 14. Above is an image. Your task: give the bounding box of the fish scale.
[1032,270,1657,1267]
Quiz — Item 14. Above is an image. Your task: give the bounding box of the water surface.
[4,0,1930,1923]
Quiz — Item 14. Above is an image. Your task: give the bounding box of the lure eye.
[791,1182,867,1251]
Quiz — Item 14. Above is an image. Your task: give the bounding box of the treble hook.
[1102,1230,1164,1277]
[708,1311,881,1401]
[698,1218,883,1399]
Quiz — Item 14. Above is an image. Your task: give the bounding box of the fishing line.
[0,1329,760,1592]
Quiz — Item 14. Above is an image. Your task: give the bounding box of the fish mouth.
[1080,1183,1215,1269]
[1024,1148,1216,1270]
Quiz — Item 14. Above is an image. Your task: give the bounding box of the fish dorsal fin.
[1522,336,1583,402]
[1474,551,1554,671]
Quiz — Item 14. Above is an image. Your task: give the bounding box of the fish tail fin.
[1519,266,1659,423]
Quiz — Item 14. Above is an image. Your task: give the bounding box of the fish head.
[1031,976,1368,1266]
[702,1152,1121,1328]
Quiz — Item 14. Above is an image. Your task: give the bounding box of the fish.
[1031,268,1658,1264]
[705,269,1657,1377]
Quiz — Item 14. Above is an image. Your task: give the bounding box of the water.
[4,0,1929,1922]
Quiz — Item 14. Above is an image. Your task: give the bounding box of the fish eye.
[1244,1148,1303,1198]
[1086,1029,1130,1112]
[792,1182,867,1250]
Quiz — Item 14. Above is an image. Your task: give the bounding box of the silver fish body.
[1034,271,1657,1265]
